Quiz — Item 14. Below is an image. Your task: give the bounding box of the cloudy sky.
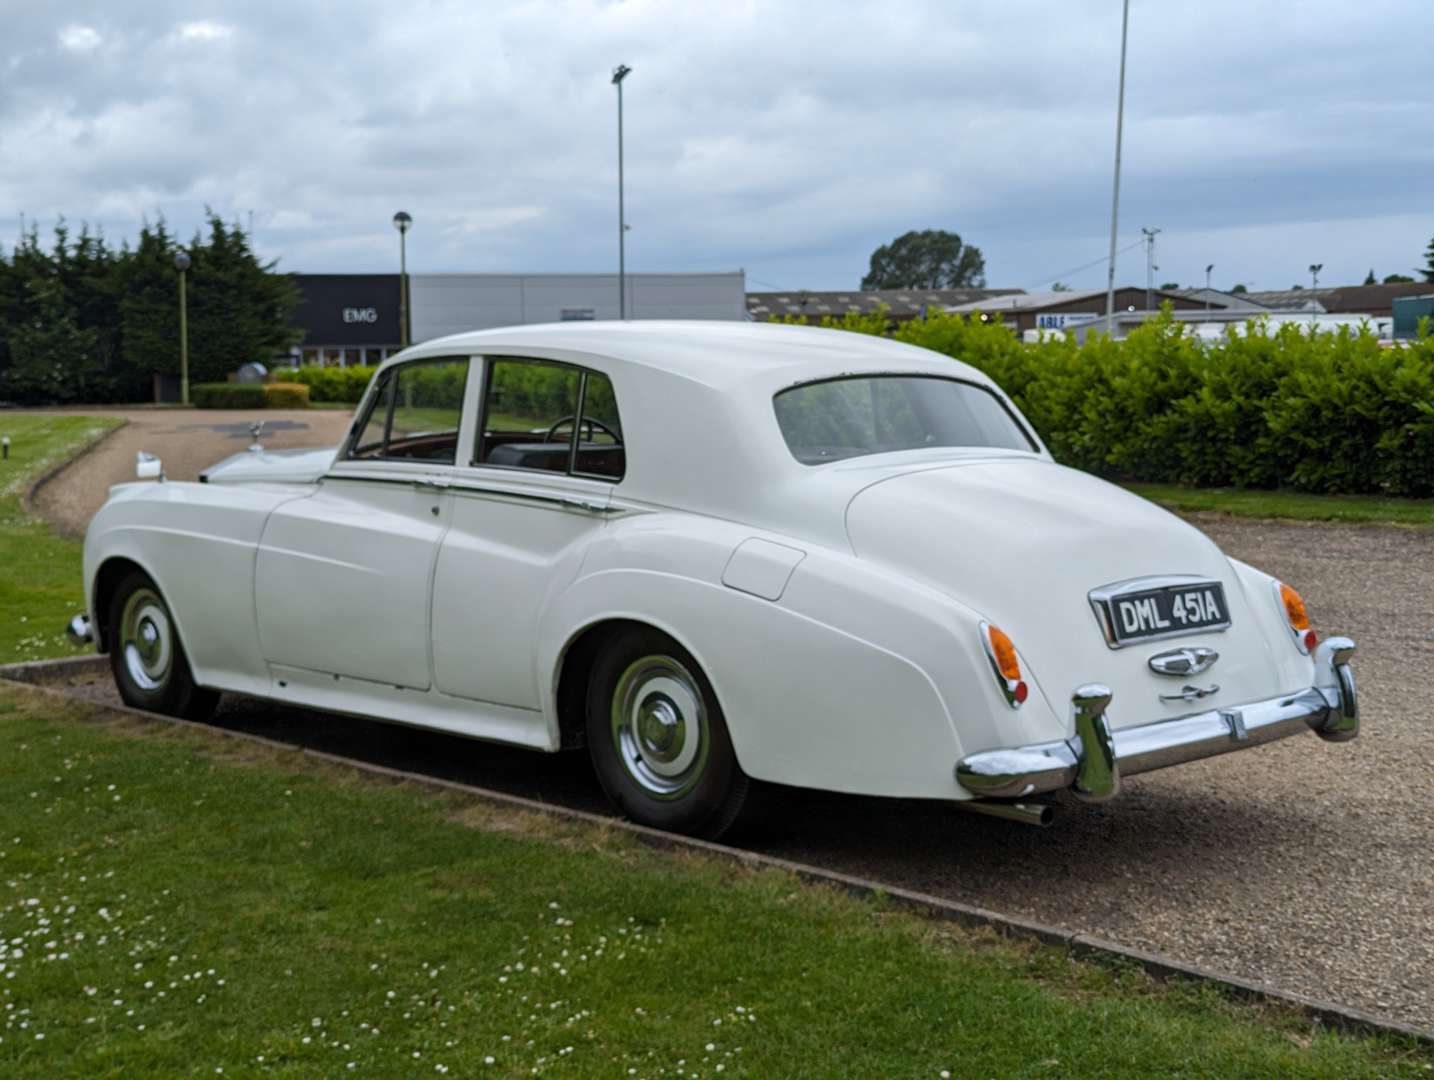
[2,0,1431,293]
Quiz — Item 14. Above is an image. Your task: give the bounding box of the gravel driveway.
[28,406,354,536]
[41,516,1434,1031]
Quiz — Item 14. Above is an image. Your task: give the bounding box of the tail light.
[980,622,1028,708]
[1274,581,1318,655]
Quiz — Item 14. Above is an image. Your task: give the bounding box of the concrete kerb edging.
[20,418,130,534]
[3,655,1431,1049]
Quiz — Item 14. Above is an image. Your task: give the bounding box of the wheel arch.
[91,554,160,653]
[551,615,725,753]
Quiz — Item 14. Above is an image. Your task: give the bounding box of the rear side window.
[774,375,1034,465]
[348,357,469,464]
[476,358,625,480]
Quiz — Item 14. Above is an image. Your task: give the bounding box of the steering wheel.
[542,415,620,444]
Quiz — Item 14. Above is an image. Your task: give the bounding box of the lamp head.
[392,211,412,233]
[612,63,631,85]
[173,251,191,272]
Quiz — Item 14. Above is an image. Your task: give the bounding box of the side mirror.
[136,452,164,481]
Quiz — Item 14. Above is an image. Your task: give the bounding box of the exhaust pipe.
[955,800,1055,827]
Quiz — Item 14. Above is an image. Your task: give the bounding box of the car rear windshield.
[774,375,1035,465]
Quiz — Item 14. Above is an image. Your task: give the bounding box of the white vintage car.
[69,321,1358,836]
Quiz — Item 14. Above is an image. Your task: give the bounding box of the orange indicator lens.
[1279,583,1311,631]
[987,625,1021,681]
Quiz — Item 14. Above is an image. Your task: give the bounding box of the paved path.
[49,514,1434,1030]
[27,407,354,536]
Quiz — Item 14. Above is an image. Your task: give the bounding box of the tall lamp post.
[612,63,632,320]
[1308,262,1322,330]
[174,250,191,406]
[1204,263,1214,311]
[1103,0,1131,336]
[393,211,412,348]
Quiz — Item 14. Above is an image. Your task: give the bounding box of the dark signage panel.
[292,274,401,345]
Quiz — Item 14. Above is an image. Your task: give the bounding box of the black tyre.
[107,570,220,721]
[586,627,749,839]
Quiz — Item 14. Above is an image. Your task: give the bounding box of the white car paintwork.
[80,320,1321,802]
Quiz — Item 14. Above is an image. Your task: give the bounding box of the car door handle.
[413,478,451,493]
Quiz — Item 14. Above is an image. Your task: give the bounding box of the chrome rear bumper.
[956,636,1357,801]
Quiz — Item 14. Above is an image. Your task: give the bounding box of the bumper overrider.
[956,636,1357,802]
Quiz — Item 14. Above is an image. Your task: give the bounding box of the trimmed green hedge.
[779,306,1434,497]
[286,364,375,403]
[263,381,310,408]
[191,381,312,408]
[191,383,266,409]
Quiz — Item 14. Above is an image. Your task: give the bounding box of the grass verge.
[0,686,1428,1077]
[1125,483,1434,526]
[0,415,122,663]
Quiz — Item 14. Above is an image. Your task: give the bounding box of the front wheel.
[586,628,749,839]
[108,570,220,721]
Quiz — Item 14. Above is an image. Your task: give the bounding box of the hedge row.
[285,364,375,404]
[785,306,1434,497]
[191,381,311,409]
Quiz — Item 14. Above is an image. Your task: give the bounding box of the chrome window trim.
[1088,573,1231,650]
[342,354,474,466]
[473,355,626,483]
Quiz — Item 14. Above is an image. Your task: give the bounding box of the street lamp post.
[1141,226,1161,311]
[1205,263,1214,311]
[174,250,191,406]
[612,63,632,320]
[1308,262,1323,330]
[1103,0,1131,336]
[393,211,412,348]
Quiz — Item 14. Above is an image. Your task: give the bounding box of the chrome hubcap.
[611,655,708,800]
[119,588,172,693]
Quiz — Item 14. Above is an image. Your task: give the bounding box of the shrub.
[263,381,310,408]
[191,383,265,409]
[287,364,374,403]
[782,305,1434,496]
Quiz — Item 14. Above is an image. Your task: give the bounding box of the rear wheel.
[107,570,219,721]
[586,628,749,839]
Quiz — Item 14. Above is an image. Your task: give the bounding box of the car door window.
[475,357,625,479]
[348,357,469,464]
[475,358,582,474]
[573,370,625,480]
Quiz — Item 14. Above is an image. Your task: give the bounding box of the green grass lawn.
[0,688,1427,1078]
[0,415,122,663]
[1125,483,1434,526]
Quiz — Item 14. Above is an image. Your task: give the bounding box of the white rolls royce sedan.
[68,321,1357,837]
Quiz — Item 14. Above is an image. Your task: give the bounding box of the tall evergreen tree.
[185,212,301,382]
[0,227,103,404]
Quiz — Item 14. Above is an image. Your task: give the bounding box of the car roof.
[388,319,996,393]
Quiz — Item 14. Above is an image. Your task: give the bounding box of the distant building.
[290,271,746,366]
[1242,283,1432,320]
[943,287,1217,334]
[1392,294,1434,340]
[745,287,1023,322]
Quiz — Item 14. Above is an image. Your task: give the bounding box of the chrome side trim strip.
[447,482,620,515]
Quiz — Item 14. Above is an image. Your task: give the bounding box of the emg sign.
[343,307,380,324]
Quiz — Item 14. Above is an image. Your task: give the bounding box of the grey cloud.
[1,0,1430,292]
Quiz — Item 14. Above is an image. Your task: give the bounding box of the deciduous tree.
[861,229,986,290]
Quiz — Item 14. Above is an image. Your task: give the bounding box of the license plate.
[1090,578,1230,647]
